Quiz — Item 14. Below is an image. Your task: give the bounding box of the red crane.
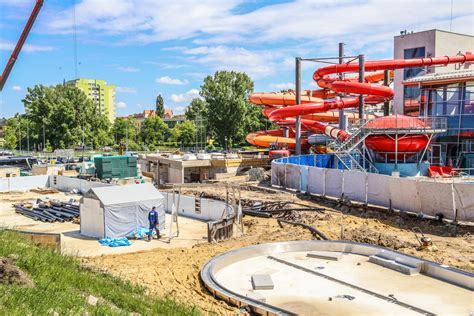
[0,0,44,91]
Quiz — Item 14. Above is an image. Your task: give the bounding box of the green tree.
[185,98,208,121]
[3,118,18,150]
[112,117,139,144]
[140,115,168,146]
[200,71,254,149]
[22,84,112,150]
[170,121,196,146]
[155,94,165,118]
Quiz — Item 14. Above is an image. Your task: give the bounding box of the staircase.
[328,119,378,173]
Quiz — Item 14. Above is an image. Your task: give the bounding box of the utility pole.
[42,120,45,152]
[338,43,346,130]
[295,57,302,155]
[27,121,29,154]
[358,54,365,122]
[383,70,390,116]
[125,119,129,152]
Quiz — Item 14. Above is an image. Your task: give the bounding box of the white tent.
[80,183,165,238]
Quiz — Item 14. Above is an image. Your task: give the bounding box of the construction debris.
[14,200,79,223]
[242,201,325,218]
[30,187,59,195]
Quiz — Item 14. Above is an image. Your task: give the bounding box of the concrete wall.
[168,167,184,183]
[393,29,474,114]
[162,192,233,221]
[49,175,114,193]
[0,175,49,192]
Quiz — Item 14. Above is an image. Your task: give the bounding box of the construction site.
[1,1,474,315]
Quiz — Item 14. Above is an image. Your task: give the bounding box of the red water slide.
[247,53,474,152]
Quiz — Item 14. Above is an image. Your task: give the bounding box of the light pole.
[126,119,129,152]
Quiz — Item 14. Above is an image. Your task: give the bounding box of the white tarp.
[342,170,366,203]
[417,181,454,219]
[80,184,165,238]
[367,173,391,208]
[285,164,301,190]
[389,177,420,213]
[271,162,285,187]
[325,169,343,198]
[308,167,325,195]
[453,183,474,222]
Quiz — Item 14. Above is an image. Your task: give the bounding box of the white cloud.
[116,101,127,109]
[116,86,137,93]
[269,83,295,90]
[170,88,202,103]
[45,0,473,50]
[184,45,278,79]
[155,76,188,85]
[12,85,22,91]
[0,40,53,52]
[173,106,186,114]
[117,66,140,72]
[170,94,186,103]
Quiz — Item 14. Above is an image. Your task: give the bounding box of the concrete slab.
[213,249,472,315]
[1,192,219,257]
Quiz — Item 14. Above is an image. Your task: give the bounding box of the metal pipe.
[277,218,329,240]
[295,57,302,155]
[358,54,365,121]
[338,43,346,130]
[383,70,390,116]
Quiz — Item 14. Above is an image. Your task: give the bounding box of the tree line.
[1,70,269,152]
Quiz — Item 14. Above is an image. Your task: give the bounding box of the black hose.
[277,218,330,240]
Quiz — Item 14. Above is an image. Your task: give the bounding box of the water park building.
[394,29,474,167]
[67,78,116,123]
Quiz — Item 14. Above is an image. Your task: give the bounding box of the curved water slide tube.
[247,53,474,149]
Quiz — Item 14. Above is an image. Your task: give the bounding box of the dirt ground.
[83,183,474,314]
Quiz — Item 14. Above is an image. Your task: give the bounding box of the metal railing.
[361,116,447,134]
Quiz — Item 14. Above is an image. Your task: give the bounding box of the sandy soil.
[83,184,474,314]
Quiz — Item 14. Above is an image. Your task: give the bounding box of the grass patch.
[0,230,199,315]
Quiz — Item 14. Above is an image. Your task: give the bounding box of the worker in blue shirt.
[147,206,160,241]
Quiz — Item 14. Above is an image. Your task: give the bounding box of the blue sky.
[0,0,472,118]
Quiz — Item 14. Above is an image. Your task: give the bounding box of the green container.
[94,155,138,179]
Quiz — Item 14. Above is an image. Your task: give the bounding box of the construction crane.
[0,0,44,91]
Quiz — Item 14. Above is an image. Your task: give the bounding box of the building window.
[403,47,426,79]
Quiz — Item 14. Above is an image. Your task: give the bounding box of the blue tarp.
[98,237,132,247]
[127,227,156,239]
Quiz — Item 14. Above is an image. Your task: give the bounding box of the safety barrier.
[272,156,474,222]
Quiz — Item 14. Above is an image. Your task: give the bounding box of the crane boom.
[0,0,44,91]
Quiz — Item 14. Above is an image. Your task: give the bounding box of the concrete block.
[307,251,343,261]
[369,255,420,275]
[251,274,274,290]
[246,291,266,302]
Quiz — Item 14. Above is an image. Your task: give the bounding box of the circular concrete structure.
[201,240,473,315]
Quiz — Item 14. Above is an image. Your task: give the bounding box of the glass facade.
[403,47,426,115]
[406,81,474,166]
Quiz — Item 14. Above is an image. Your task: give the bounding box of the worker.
[147,206,160,241]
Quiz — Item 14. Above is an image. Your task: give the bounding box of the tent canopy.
[80,183,165,239]
[87,183,164,206]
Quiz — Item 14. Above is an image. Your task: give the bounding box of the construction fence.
[272,155,474,222]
